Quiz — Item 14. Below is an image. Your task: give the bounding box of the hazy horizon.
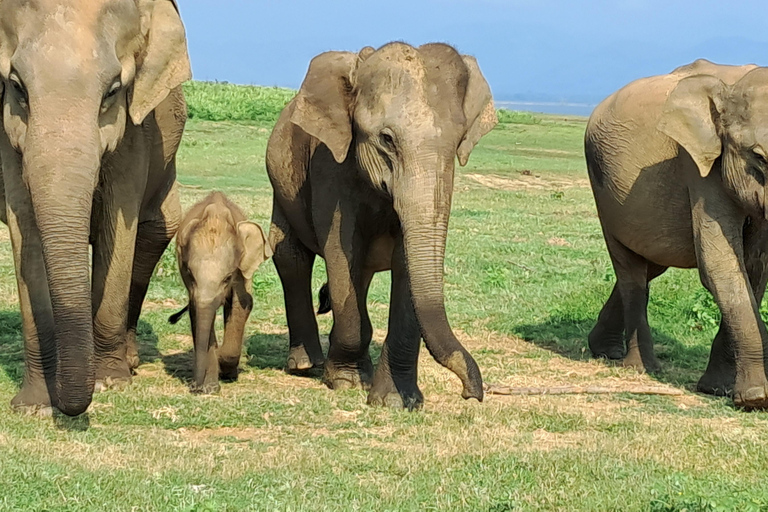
[180,1,768,115]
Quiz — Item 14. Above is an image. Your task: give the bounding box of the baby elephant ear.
[237,221,272,280]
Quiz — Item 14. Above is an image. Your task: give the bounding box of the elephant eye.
[753,148,768,166]
[379,130,396,151]
[103,79,121,101]
[9,72,28,108]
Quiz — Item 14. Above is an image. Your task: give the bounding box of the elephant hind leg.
[601,236,662,373]
[589,263,667,362]
[270,206,325,372]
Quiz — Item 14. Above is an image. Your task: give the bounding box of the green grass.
[0,82,760,511]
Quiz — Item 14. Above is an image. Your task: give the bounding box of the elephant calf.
[170,192,272,393]
[586,59,768,409]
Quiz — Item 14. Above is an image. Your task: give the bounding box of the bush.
[183,81,295,123]
[183,81,539,127]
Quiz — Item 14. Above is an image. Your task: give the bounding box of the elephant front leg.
[322,252,375,391]
[692,197,768,409]
[4,178,58,412]
[219,275,254,381]
[698,218,768,397]
[91,182,145,391]
[368,238,423,410]
[588,283,626,360]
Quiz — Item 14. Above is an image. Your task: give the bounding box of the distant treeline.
[182,81,539,125]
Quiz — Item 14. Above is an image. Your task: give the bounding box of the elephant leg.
[270,205,324,372]
[3,160,57,411]
[692,198,768,408]
[219,275,253,381]
[91,176,145,391]
[604,236,661,373]
[368,237,423,409]
[588,284,625,360]
[589,264,667,361]
[323,262,375,391]
[124,182,181,370]
[698,219,768,396]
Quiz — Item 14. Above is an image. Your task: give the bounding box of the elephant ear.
[658,75,727,177]
[237,221,272,280]
[457,56,498,167]
[289,51,358,164]
[130,0,192,125]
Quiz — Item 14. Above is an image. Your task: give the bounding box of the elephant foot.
[588,326,625,360]
[125,331,140,371]
[12,403,56,417]
[323,357,373,391]
[621,346,660,374]
[94,376,132,393]
[218,361,239,382]
[11,381,54,413]
[697,367,735,397]
[190,381,221,395]
[286,345,325,373]
[732,372,768,410]
[367,375,423,411]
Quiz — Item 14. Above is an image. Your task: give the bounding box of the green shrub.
[183,81,539,127]
[183,81,295,123]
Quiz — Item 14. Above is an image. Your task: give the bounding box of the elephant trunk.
[191,300,217,390]
[23,114,101,416]
[394,153,483,401]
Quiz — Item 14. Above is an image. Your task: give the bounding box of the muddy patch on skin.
[465,172,589,191]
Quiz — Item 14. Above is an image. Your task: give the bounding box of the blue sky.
[181,0,768,108]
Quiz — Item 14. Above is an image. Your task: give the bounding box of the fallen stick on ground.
[483,384,684,396]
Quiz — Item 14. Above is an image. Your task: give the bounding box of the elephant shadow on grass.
[514,316,711,389]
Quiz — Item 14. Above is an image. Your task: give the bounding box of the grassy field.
[0,82,765,511]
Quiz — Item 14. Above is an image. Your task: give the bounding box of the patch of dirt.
[143,298,183,311]
[465,172,589,191]
[547,237,571,247]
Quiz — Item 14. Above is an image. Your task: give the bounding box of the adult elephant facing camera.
[586,59,768,409]
[0,0,191,416]
[267,42,496,409]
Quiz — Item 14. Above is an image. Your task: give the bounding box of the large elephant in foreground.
[267,42,497,409]
[0,0,191,415]
[586,59,768,408]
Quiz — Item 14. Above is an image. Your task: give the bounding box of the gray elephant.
[586,58,768,408]
[0,0,190,415]
[170,191,271,394]
[267,42,497,409]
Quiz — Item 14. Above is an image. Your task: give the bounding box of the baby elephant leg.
[219,275,253,381]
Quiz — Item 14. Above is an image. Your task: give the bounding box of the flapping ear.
[658,75,727,177]
[176,217,199,250]
[457,56,498,167]
[130,0,192,125]
[289,51,358,164]
[237,221,272,280]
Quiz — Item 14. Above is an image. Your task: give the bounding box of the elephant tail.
[317,283,332,315]
[168,304,190,324]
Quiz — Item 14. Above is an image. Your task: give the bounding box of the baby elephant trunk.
[190,301,218,392]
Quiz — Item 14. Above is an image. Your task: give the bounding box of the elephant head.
[290,43,496,398]
[0,0,190,415]
[659,68,768,219]
[175,193,271,392]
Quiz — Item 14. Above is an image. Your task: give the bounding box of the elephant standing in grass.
[586,59,768,408]
[0,0,191,415]
[170,191,272,394]
[267,42,497,409]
